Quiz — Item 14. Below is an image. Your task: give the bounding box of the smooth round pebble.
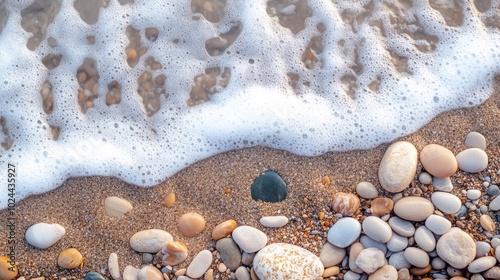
[386,233,408,252]
[467,189,482,200]
[431,257,446,270]
[327,217,361,248]
[123,266,140,280]
[178,212,206,237]
[235,266,250,280]
[394,197,434,221]
[490,195,500,211]
[404,247,429,268]
[456,148,488,173]
[487,185,500,197]
[349,242,365,274]
[104,196,133,217]
[0,256,18,280]
[250,170,287,202]
[480,214,495,232]
[253,243,324,280]
[475,241,491,258]
[259,215,289,228]
[356,182,378,199]
[369,265,398,280]
[431,192,462,214]
[162,241,188,266]
[360,235,387,254]
[163,193,175,207]
[436,228,476,269]
[187,250,213,278]
[378,141,418,193]
[331,192,360,217]
[362,216,392,243]
[418,172,432,185]
[433,176,454,192]
[425,215,451,235]
[388,216,415,237]
[370,197,394,216]
[130,229,173,253]
[216,238,241,271]
[232,226,268,253]
[355,248,387,274]
[484,267,500,279]
[212,219,237,240]
[414,226,436,252]
[468,256,497,273]
[138,265,163,280]
[344,271,361,280]
[464,132,486,150]
[320,242,346,267]
[85,272,106,280]
[108,253,120,280]
[25,222,66,249]
[57,248,83,269]
[388,251,411,270]
[420,144,457,178]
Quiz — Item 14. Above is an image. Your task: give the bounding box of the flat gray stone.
[468,256,497,273]
[388,217,415,237]
[216,238,241,271]
[404,247,429,268]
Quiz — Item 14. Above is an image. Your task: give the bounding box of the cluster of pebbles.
[1,131,499,280]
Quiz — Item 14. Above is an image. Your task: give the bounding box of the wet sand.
[2,82,499,279]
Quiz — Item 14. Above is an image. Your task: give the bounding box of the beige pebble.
[175,268,187,276]
[420,144,457,178]
[217,262,227,273]
[370,197,394,216]
[212,219,238,240]
[162,241,188,266]
[179,212,206,237]
[108,253,120,280]
[187,250,213,278]
[0,256,17,280]
[464,132,486,150]
[480,214,495,232]
[164,193,176,207]
[393,197,434,222]
[204,268,214,280]
[57,248,83,269]
[322,266,340,277]
[104,196,133,217]
[378,141,418,193]
[331,192,360,217]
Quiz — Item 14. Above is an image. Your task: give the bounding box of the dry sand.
[1,81,499,279]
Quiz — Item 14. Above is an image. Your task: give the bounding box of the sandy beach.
[1,79,499,279]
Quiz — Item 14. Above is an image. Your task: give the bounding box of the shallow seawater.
[0,0,499,207]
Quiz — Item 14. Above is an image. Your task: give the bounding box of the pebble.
[331,192,360,216]
[356,181,378,199]
[25,222,66,249]
[389,251,411,270]
[436,227,476,269]
[418,172,432,185]
[253,243,324,280]
[487,185,500,197]
[369,265,398,280]
[320,242,346,267]
[355,248,387,274]
[398,268,411,280]
[212,219,238,240]
[162,241,188,266]
[241,252,255,266]
[359,235,387,254]
[479,214,495,231]
[178,212,206,237]
[108,253,120,280]
[393,197,434,221]
[414,226,436,252]
[370,197,394,216]
[123,265,139,280]
[57,248,83,269]
[216,238,241,271]
[0,256,17,280]
[259,215,289,228]
[431,192,462,214]
[104,196,133,217]
[141,253,152,264]
[410,264,432,276]
[490,195,500,211]
[431,257,446,270]
[475,241,491,258]
[344,271,361,280]
[250,170,287,202]
[327,217,361,248]
[404,247,429,268]
[85,272,105,280]
[362,216,392,243]
[464,132,487,150]
[187,250,213,278]
[425,215,451,235]
[322,266,340,278]
[163,193,175,207]
[378,141,418,193]
[235,267,250,280]
[467,189,482,200]
[349,242,365,273]
[433,176,454,192]
[232,226,268,253]
[217,262,227,273]
[129,229,173,253]
[388,217,415,237]
[468,256,497,273]
[420,144,458,178]
[456,148,488,173]
[483,266,500,279]
[386,233,408,252]
[138,265,163,280]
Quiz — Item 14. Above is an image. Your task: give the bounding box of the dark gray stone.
[216,238,242,271]
[85,271,105,280]
[251,170,287,202]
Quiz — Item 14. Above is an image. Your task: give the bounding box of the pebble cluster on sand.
[1,131,500,280]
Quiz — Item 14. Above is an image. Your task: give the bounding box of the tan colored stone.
[212,219,238,240]
[0,256,17,280]
[164,193,176,208]
[480,214,495,232]
[410,264,432,276]
[331,192,360,217]
[57,248,83,269]
[162,241,188,266]
[393,197,434,222]
[378,141,418,193]
[179,212,206,237]
[370,197,394,216]
[104,196,133,217]
[420,144,457,178]
[322,266,340,277]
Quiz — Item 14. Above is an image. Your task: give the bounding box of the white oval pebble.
[456,148,488,173]
[104,196,133,217]
[394,197,434,222]
[356,182,378,199]
[232,226,268,253]
[404,247,429,268]
[259,216,289,228]
[187,250,213,278]
[414,226,436,252]
[327,217,361,248]
[108,253,120,280]
[355,248,387,274]
[425,215,451,235]
[418,172,432,185]
[388,217,415,237]
[235,266,251,280]
[467,189,482,200]
[253,243,324,280]
[25,222,66,249]
[432,177,454,192]
[320,242,346,267]
[464,132,486,150]
[129,229,173,253]
[378,141,418,193]
[431,192,462,214]
[468,256,497,273]
[475,241,491,258]
[362,216,392,243]
[138,265,163,280]
[431,257,446,270]
[386,234,408,252]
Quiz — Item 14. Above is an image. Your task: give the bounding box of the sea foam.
[0,0,499,208]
